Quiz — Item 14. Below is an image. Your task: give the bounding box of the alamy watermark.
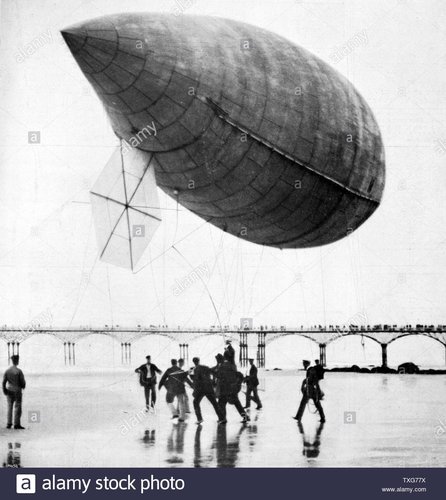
[18,308,53,342]
[172,262,209,296]
[15,29,53,63]
[119,408,149,435]
[171,0,197,16]
[121,123,157,155]
[330,30,368,64]
[434,417,446,438]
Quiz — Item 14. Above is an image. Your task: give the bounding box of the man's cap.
[248,358,254,361]
[146,355,151,359]
[11,354,19,363]
[225,340,232,344]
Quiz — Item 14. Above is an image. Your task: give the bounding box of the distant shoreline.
[327,366,446,375]
[267,365,446,375]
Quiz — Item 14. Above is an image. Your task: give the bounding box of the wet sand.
[0,371,445,467]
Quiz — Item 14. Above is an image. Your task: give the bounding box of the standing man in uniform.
[244,358,262,410]
[2,355,26,429]
[189,357,223,424]
[224,340,235,366]
[135,355,162,410]
[293,360,325,423]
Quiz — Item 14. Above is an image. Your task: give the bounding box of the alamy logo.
[132,225,145,238]
[16,474,36,494]
[344,411,357,424]
[240,318,253,329]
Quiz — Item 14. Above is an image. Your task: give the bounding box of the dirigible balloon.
[62,13,385,269]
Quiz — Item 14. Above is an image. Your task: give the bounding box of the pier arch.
[186,333,229,366]
[131,333,178,368]
[1,333,64,372]
[387,334,446,368]
[326,333,382,368]
[266,335,318,369]
[75,332,122,369]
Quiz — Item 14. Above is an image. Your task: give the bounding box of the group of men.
[1,348,325,431]
[134,340,263,425]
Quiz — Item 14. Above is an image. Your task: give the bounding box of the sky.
[0,0,446,350]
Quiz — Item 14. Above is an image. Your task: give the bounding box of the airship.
[61,13,385,269]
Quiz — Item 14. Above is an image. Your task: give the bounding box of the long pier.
[1,324,446,368]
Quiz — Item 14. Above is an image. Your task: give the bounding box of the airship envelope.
[62,13,385,259]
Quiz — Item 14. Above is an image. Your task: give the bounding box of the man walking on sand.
[135,355,162,410]
[293,360,325,423]
[244,358,262,410]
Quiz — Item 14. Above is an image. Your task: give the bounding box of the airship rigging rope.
[69,216,98,326]
[134,219,209,274]
[184,233,224,326]
[199,95,379,204]
[106,264,114,325]
[181,232,230,356]
[171,245,224,337]
[149,246,165,325]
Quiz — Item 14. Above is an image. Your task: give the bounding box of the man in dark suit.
[314,359,324,381]
[293,360,325,423]
[314,359,325,401]
[135,355,162,410]
[2,355,26,429]
[158,359,189,421]
[224,340,235,366]
[190,357,223,424]
[216,352,249,423]
[244,358,262,410]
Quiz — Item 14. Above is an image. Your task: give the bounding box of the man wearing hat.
[293,360,325,423]
[244,358,262,410]
[2,355,26,429]
[224,340,235,366]
[135,355,162,410]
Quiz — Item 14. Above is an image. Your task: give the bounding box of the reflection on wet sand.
[214,425,244,467]
[141,429,156,448]
[193,425,213,467]
[192,416,259,467]
[3,442,21,468]
[246,413,259,450]
[298,422,324,463]
[166,423,187,465]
